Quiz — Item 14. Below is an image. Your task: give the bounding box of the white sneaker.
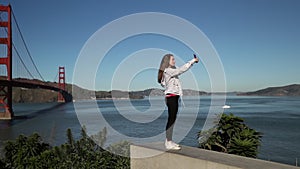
[165,140,181,150]
[170,141,180,148]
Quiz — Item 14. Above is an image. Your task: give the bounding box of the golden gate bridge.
[0,5,72,120]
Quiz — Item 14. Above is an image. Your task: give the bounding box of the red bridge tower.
[58,66,66,102]
[0,5,13,119]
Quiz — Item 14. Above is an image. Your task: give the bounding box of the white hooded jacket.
[161,59,195,96]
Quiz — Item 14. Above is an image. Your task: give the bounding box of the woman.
[158,54,198,150]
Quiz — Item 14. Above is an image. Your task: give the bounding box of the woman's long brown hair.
[157,54,173,83]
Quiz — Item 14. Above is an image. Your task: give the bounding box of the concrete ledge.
[130,142,299,169]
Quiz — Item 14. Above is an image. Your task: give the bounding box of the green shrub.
[1,127,130,168]
[198,113,262,158]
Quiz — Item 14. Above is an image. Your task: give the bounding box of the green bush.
[3,133,50,168]
[0,127,130,169]
[198,113,262,158]
[0,158,6,169]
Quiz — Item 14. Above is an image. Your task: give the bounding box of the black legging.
[165,95,180,141]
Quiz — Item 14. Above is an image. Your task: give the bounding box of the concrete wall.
[130,142,299,169]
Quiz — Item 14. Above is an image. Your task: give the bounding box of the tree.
[3,133,50,168]
[1,127,130,168]
[198,113,262,158]
[0,158,6,169]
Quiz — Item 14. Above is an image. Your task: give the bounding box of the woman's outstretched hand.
[193,54,199,63]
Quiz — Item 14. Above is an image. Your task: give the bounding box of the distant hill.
[5,78,208,103]
[8,78,299,103]
[237,84,300,96]
[129,88,208,97]
[95,88,208,100]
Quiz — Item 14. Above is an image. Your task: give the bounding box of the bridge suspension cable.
[0,11,35,79]
[12,41,35,79]
[53,70,58,82]
[11,9,45,81]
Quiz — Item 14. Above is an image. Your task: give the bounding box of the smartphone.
[193,54,198,63]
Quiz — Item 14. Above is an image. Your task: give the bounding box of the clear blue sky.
[1,0,300,92]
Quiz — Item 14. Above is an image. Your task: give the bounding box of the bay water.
[0,96,299,166]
